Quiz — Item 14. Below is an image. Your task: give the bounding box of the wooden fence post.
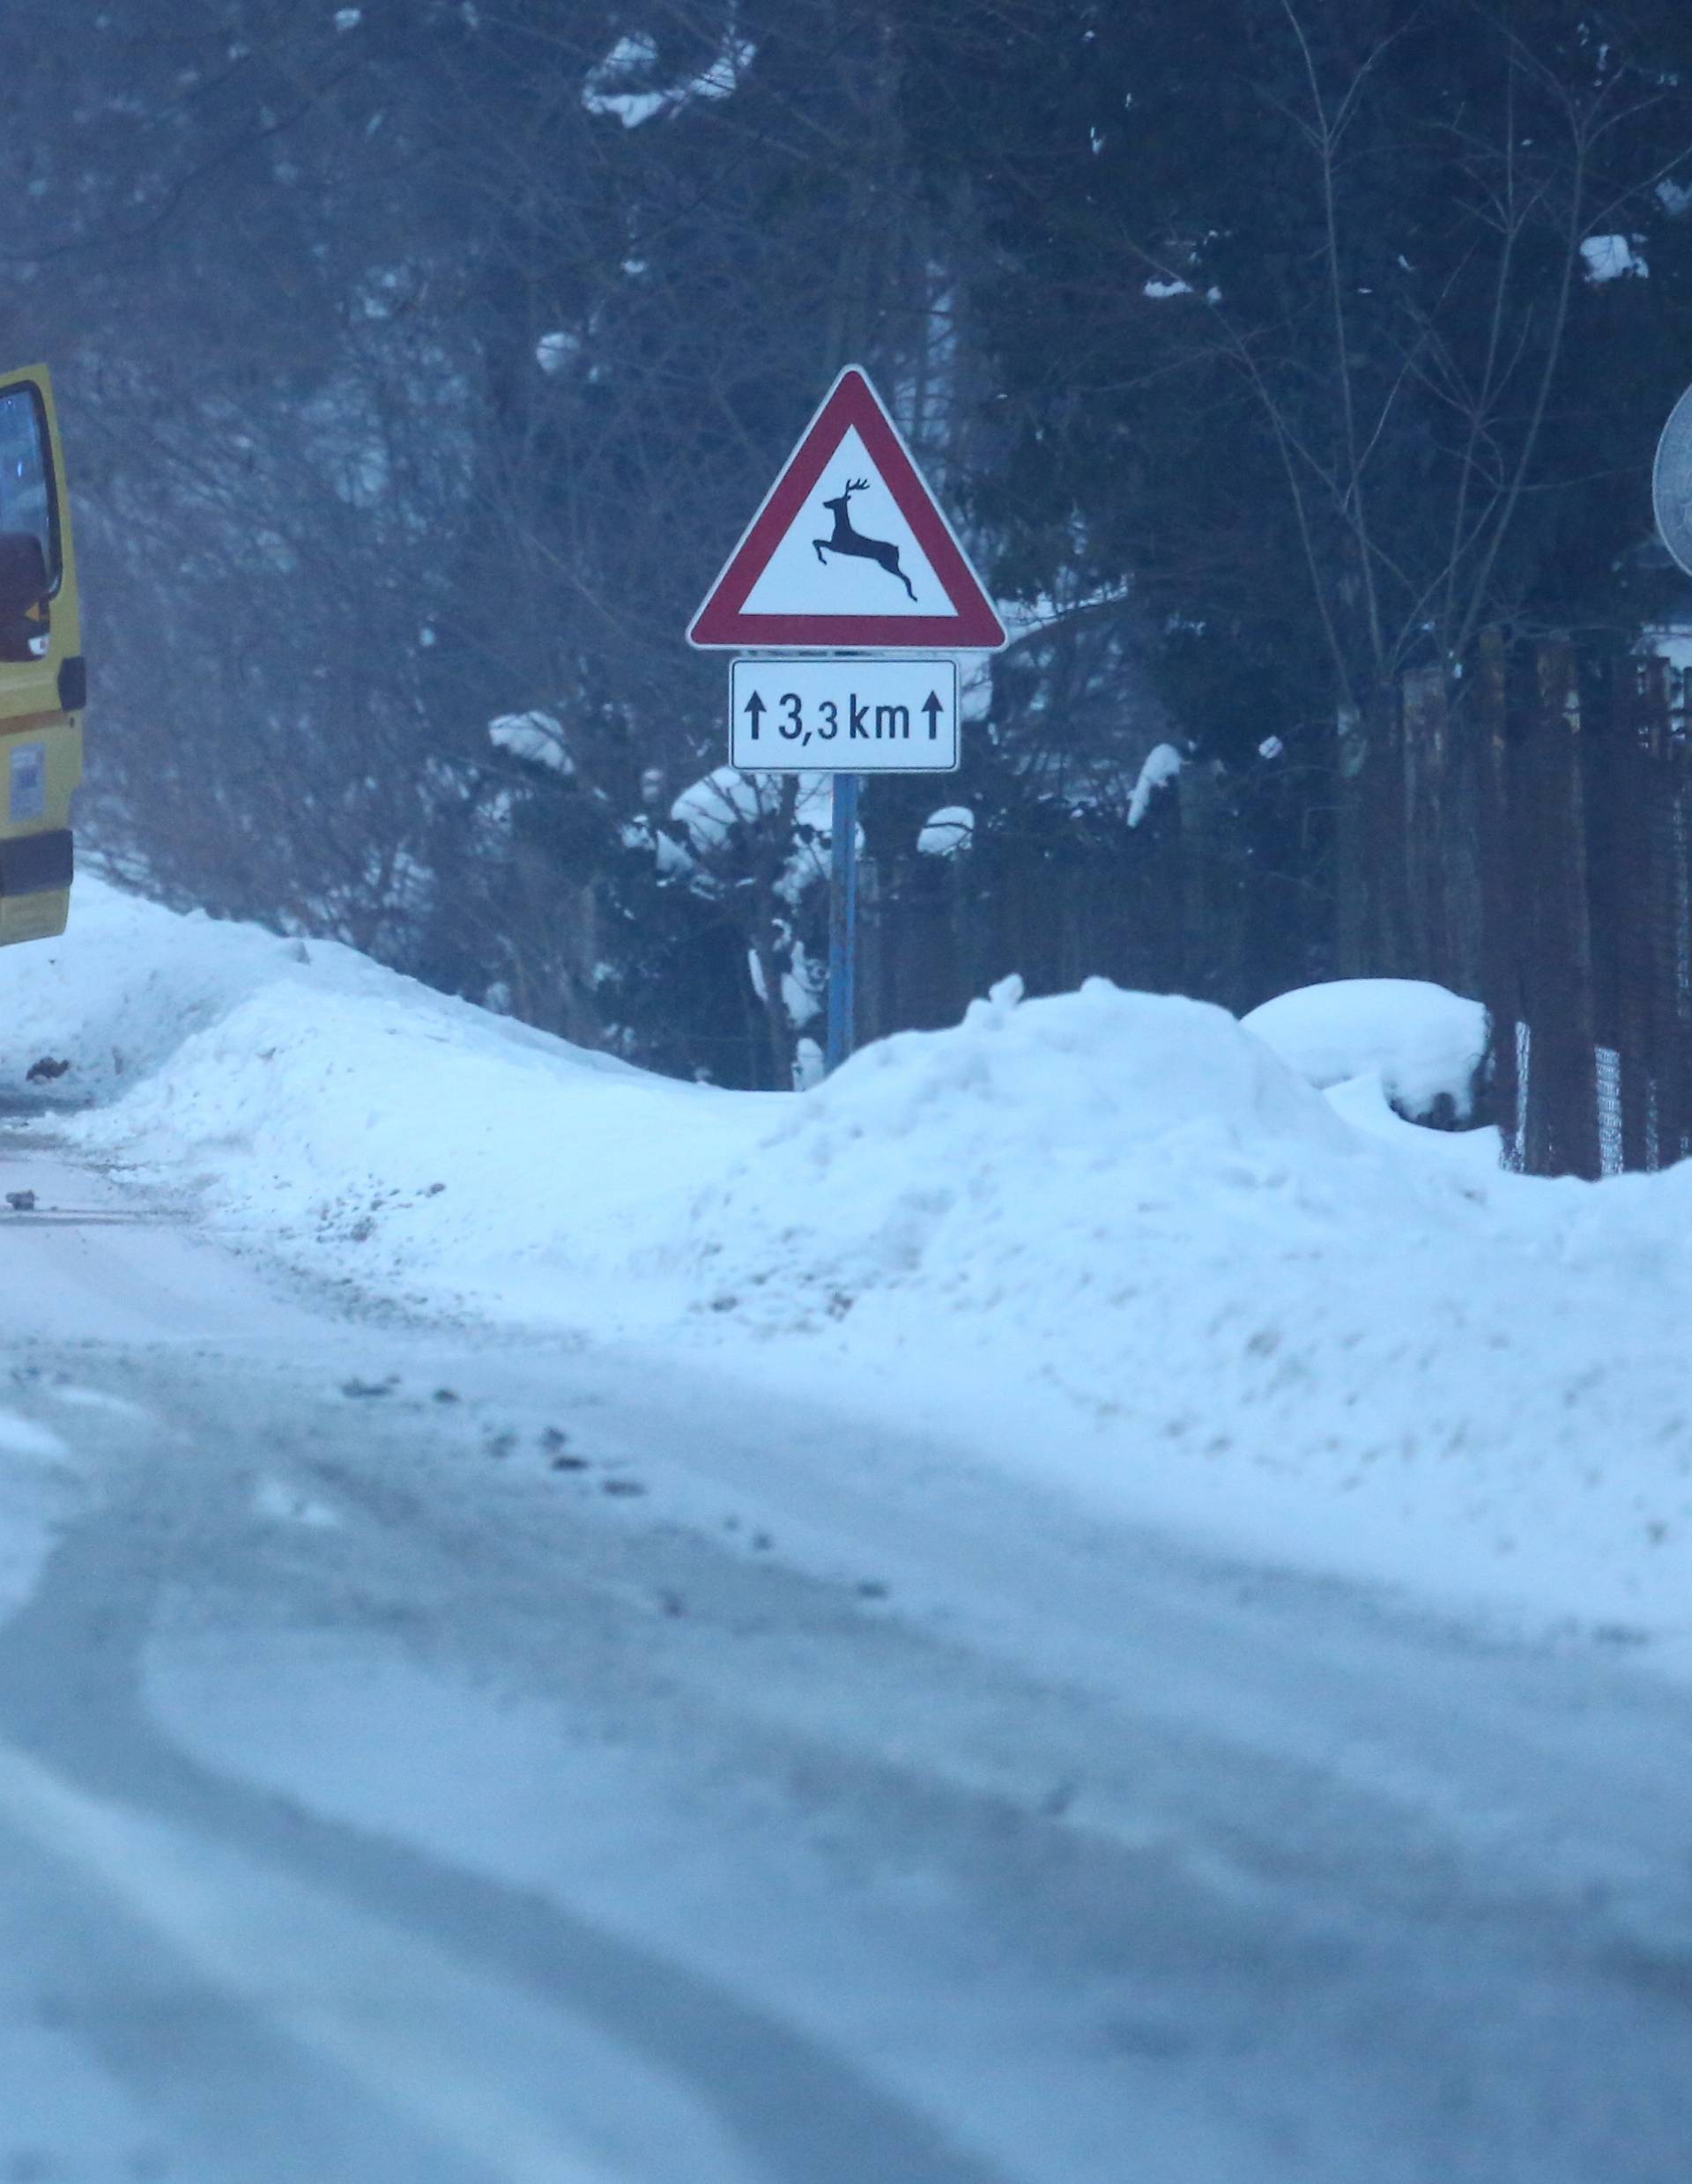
[1514,640,1601,1178]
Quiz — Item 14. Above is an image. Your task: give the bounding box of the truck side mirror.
[0,531,48,661]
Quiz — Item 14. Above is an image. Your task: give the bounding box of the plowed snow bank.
[4,878,1688,1652]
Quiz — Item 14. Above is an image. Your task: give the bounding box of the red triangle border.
[688,366,1006,651]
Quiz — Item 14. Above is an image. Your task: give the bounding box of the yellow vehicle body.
[0,364,82,949]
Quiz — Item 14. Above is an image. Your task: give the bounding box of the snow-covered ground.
[0,1407,75,1623]
[4,877,1690,1661]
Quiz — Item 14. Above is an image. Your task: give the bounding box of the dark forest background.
[4,0,1692,1087]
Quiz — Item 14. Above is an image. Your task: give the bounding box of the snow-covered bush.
[1242,979,1488,1126]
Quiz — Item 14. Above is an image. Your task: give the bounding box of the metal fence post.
[826,771,860,1074]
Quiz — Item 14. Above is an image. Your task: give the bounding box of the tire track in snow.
[0,1419,1015,2184]
[0,1734,647,2184]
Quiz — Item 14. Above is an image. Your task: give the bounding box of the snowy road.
[2,1121,1691,2184]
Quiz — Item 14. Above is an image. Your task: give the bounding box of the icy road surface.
[1,1123,1690,2184]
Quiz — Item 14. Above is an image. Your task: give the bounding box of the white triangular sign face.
[688,367,1006,650]
[740,427,946,618]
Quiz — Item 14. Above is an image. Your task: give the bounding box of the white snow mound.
[8,879,1692,1649]
[0,873,632,1107]
[0,876,770,1320]
[1243,978,1487,1121]
[685,974,1372,1318]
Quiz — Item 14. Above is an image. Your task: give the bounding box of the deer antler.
[845,477,870,493]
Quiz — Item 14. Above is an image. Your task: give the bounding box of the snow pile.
[6,878,1692,1646]
[0,877,771,1320]
[685,974,1356,1322]
[0,879,628,1112]
[1243,978,1488,1122]
[67,980,765,1320]
[685,977,1692,1638]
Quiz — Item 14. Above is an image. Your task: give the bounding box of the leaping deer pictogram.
[813,478,916,600]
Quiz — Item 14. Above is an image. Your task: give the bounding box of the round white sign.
[1652,381,1692,577]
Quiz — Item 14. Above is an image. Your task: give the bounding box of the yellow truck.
[0,364,81,950]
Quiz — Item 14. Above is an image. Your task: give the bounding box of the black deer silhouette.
[813,478,916,600]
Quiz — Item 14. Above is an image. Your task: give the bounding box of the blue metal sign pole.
[825,769,860,1074]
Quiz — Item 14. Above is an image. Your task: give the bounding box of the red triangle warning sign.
[688,366,1006,651]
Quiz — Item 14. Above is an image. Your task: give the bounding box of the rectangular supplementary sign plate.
[730,657,959,773]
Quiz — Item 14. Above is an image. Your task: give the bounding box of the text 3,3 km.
[728,660,960,774]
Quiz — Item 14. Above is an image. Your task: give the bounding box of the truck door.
[0,365,83,950]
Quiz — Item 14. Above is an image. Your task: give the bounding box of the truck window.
[0,384,60,595]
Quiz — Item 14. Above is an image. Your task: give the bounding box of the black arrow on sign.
[922,691,945,740]
[744,689,767,740]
